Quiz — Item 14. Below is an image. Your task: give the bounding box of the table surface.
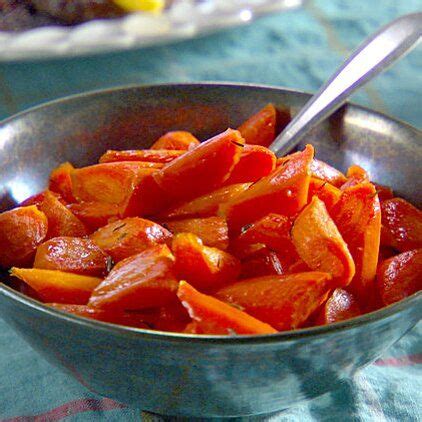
[0,0,421,420]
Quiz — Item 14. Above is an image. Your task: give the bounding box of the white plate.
[0,0,303,62]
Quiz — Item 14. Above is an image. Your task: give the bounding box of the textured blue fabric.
[0,0,421,420]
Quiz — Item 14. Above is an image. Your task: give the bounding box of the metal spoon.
[269,12,422,156]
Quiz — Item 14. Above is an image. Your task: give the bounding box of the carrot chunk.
[331,183,381,305]
[99,149,184,164]
[380,198,422,252]
[377,249,422,306]
[39,190,88,238]
[163,217,229,250]
[0,206,48,268]
[178,281,277,335]
[71,162,156,205]
[315,288,362,325]
[151,131,200,150]
[220,145,313,233]
[49,162,77,203]
[309,159,347,187]
[161,183,251,220]
[172,233,240,290]
[89,245,178,311]
[67,201,120,232]
[292,197,355,287]
[90,217,172,263]
[10,267,102,304]
[239,248,284,279]
[238,104,277,147]
[225,145,276,184]
[308,178,341,212]
[215,272,332,331]
[34,237,110,277]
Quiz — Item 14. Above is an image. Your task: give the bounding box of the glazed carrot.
[221,144,314,233]
[238,104,277,147]
[215,272,332,331]
[161,183,251,220]
[331,183,381,305]
[309,159,347,188]
[152,129,245,203]
[71,162,156,205]
[49,162,77,203]
[10,267,102,304]
[90,217,172,263]
[89,245,178,311]
[377,249,422,306]
[99,149,184,164]
[123,129,245,217]
[230,213,298,268]
[177,281,277,335]
[308,178,341,212]
[67,202,120,232]
[292,197,355,287]
[315,288,362,325]
[151,131,200,151]
[373,183,394,201]
[340,165,369,190]
[172,233,240,291]
[163,217,229,250]
[34,237,110,277]
[0,206,48,268]
[239,248,284,279]
[225,145,276,184]
[380,198,422,252]
[39,190,88,238]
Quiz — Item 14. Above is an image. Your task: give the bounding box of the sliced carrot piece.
[99,149,184,164]
[123,129,245,217]
[163,217,229,250]
[331,183,381,305]
[177,281,277,335]
[380,198,422,252]
[71,162,155,205]
[90,217,172,263]
[34,237,110,277]
[292,196,355,287]
[10,268,102,304]
[220,144,314,234]
[151,131,200,151]
[309,159,347,187]
[315,288,362,325]
[0,206,48,268]
[153,128,244,203]
[308,178,341,212]
[340,165,369,190]
[89,245,178,311]
[161,183,251,220]
[377,249,422,306]
[238,104,277,147]
[215,272,332,331]
[239,248,284,279]
[47,304,152,329]
[230,213,299,268]
[39,190,88,239]
[225,145,276,184]
[49,162,77,203]
[67,202,120,232]
[172,233,240,290]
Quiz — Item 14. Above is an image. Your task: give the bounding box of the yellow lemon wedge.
[113,0,165,13]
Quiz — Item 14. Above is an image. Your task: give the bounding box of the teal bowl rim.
[0,82,421,345]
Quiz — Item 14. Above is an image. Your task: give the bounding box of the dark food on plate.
[0,0,165,31]
[1,105,421,335]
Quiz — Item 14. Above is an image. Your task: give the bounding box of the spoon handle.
[269,12,422,156]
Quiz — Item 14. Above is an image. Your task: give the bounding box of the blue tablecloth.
[0,0,421,420]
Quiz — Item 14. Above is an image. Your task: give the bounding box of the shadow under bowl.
[0,83,421,418]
